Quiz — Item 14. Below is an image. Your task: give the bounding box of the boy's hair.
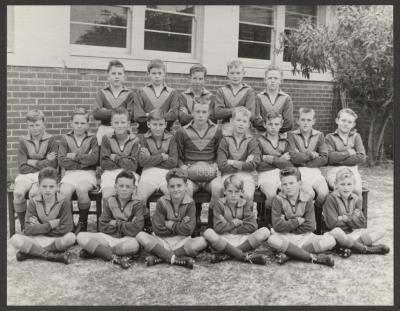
[193,96,212,111]
[166,168,188,184]
[147,59,166,73]
[38,167,59,184]
[337,108,358,121]
[148,109,166,122]
[223,174,244,192]
[335,168,355,183]
[265,111,283,122]
[299,107,316,119]
[71,107,90,122]
[115,170,136,185]
[232,106,251,120]
[111,107,130,122]
[265,65,282,77]
[26,110,45,122]
[279,167,301,181]
[227,60,244,71]
[189,64,207,77]
[107,59,125,73]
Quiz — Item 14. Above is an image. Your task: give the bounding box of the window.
[144,5,195,54]
[7,6,14,52]
[70,6,129,48]
[283,5,317,62]
[238,5,274,60]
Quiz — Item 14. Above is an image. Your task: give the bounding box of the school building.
[6,5,371,180]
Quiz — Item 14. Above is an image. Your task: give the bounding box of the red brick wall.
[7,65,335,181]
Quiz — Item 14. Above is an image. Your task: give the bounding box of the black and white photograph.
[5,3,394,306]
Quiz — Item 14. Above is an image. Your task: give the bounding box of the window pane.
[70,24,126,47]
[144,32,191,53]
[285,13,316,29]
[71,6,127,26]
[145,11,192,34]
[239,24,271,43]
[240,5,273,25]
[286,5,316,16]
[147,5,194,14]
[238,42,270,60]
[283,29,291,62]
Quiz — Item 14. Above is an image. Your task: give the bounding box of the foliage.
[279,5,393,165]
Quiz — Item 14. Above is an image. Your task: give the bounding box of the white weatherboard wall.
[8,5,333,81]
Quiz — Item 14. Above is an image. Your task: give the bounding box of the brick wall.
[7,65,335,181]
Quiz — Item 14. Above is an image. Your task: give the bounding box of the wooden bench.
[7,187,369,237]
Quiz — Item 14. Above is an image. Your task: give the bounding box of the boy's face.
[147,118,166,137]
[192,103,210,125]
[27,119,45,138]
[114,177,135,200]
[224,183,243,206]
[227,66,245,86]
[280,175,301,198]
[336,112,356,134]
[265,117,283,136]
[298,112,315,133]
[231,113,250,135]
[71,114,89,136]
[265,70,281,92]
[39,178,58,200]
[335,177,355,198]
[111,114,130,135]
[107,66,125,88]
[148,67,166,86]
[167,177,187,201]
[190,71,205,91]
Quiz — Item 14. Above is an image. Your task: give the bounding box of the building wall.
[6,65,335,181]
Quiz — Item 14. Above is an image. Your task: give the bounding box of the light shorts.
[61,170,97,188]
[100,169,140,190]
[271,229,316,248]
[326,165,362,192]
[298,167,325,186]
[18,235,58,249]
[258,169,281,187]
[139,167,169,189]
[152,234,191,251]
[14,172,39,187]
[88,232,138,248]
[220,233,249,248]
[347,228,368,241]
[96,125,114,146]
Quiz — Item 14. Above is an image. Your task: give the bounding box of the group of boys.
[10,59,389,270]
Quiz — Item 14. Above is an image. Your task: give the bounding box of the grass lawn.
[6,165,393,306]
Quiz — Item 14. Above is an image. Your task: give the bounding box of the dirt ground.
[6,165,393,306]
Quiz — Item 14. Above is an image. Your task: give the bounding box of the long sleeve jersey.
[253,89,294,132]
[58,131,99,171]
[212,197,258,235]
[152,193,196,237]
[271,190,316,234]
[214,84,256,122]
[175,120,223,166]
[17,132,58,174]
[217,132,261,175]
[322,191,366,232]
[100,132,139,172]
[257,132,293,172]
[99,194,144,238]
[324,129,366,166]
[178,87,214,125]
[287,128,328,168]
[93,85,133,126]
[138,131,178,169]
[24,193,74,237]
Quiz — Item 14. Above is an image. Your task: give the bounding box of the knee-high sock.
[222,243,246,261]
[149,243,174,263]
[237,240,253,253]
[17,211,26,229]
[285,242,312,262]
[93,244,113,261]
[27,243,47,257]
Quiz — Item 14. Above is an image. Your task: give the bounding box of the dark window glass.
[70,24,126,47]
[238,42,270,60]
[147,5,194,14]
[286,5,316,16]
[144,32,191,53]
[239,24,272,43]
[239,5,273,25]
[145,11,192,34]
[285,14,316,29]
[70,6,127,26]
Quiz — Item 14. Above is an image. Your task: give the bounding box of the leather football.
[187,161,218,182]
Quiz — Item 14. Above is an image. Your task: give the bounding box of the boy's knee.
[13,191,26,202]
[10,234,25,250]
[203,228,218,242]
[63,232,76,246]
[328,227,346,240]
[254,227,270,242]
[267,235,288,252]
[76,232,91,247]
[136,232,156,251]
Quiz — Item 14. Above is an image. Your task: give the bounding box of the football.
[187,161,218,182]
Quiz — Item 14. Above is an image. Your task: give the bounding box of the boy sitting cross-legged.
[323,168,389,256]
[13,109,58,231]
[136,168,208,269]
[10,167,75,264]
[77,170,144,269]
[58,107,99,234]
[100,107,140,206]
[203,174,270,265]
[267,167,336,267]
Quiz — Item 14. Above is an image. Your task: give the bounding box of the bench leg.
[96,196,102,230]
[362,190,368,226]
[8,191,16,237]
[314,205,322,235]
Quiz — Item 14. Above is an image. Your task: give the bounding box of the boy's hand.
[231,161,242,169]
[140,147,151,158]
[46,152,56,161]
[109,220,117,226]
[246,155,254,162]
[165,220,175,229]
[179,107,189,114]
[49,219,60,228]
[296,217,305,225]
[342,215,350,222]
[310,151,319,159]
[348,149,356,155]
[263,155,274,163]
[161,153,169,161]
[280,152,291,161]
[110,154,118,161]
[182,216,190,223]
[27,159,38,167]
[67,153,76,160]
[281,215,286,220]
[232,218,243,227]
[29,216,39,224]
[180,164,189,172]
